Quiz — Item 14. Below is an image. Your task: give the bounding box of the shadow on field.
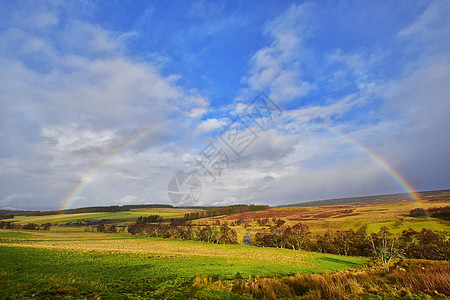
[317,256,362,266]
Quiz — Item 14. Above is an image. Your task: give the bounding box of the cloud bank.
[0,1,449,210]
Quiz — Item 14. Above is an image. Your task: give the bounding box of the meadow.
[0,230,368,299]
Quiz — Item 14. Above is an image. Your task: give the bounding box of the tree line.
[0,222,51,230]
[137,215,163,223]
[254,223,449,269]
[128,223,238,244]
[184,205,268,220]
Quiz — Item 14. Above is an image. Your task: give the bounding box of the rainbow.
[61,108,420,210]
[61,119,175,210]
[311,123,421,201]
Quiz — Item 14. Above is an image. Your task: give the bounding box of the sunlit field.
[2,208,204,225]
[201,194,450,237]
[0,229,368,299]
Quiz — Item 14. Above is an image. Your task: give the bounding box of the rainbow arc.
[61,108,420,210]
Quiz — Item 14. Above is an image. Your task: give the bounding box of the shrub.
[427,206,450,220]
[107,225,117,233]
[22,223,39,230]
[96,223,106,232]
[401,228,448,260]
[41,223,52,230]
[409,208,427,218]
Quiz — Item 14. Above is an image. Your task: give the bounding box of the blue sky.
[0,0,449,210]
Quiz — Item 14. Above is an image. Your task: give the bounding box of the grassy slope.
[1,208,201,224]
[278,189,450,207]
[203,195,450,238]
[276,200,450,234]
[0,230,368,299]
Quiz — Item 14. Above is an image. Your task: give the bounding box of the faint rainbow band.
[61,109,420,210]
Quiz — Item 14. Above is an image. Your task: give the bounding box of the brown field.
[198,195,450,236]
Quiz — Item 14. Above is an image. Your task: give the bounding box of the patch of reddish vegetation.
[427,195,450,202]
[210,206,357,222]
[332,213,361,219]
[203,194,450,223]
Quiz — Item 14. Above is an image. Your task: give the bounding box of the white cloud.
[292,94,364,123]
[399,1,450,38]
[326,50,380,93]
[1,1,449,210]
[246,3,315,103]
[220,0,450,206]
[118,195,142,204]
[34,12,59,28]
[195,118,228,134]
[0,8,210,210]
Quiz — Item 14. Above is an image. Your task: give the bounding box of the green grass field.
[0,230,368,299]
[1,208,198,224]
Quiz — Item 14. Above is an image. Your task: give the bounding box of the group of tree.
[409,206,450,220]
[95,224,118,233]
[128,223,238,244]
[226,217,285,229]
[83,224,126,233]
[0,213,15,220]
[0,222,51,230]
[256,223,311,250]
[0,209,57,218]
[137,215,163,223]
[254,223,449,267]
[184,205,268,220]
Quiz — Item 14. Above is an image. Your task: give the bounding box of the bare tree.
[369,227,404,271]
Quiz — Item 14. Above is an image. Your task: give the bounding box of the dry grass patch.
[230,260,450,299]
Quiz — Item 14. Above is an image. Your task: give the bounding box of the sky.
[0,0,449,210]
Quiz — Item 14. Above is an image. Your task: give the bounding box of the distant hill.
[2,189,449,217]
[277,189,450,208]
[0,204,174,218]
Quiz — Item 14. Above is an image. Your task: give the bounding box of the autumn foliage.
[254,223,449,263]
[128,223,238,244]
